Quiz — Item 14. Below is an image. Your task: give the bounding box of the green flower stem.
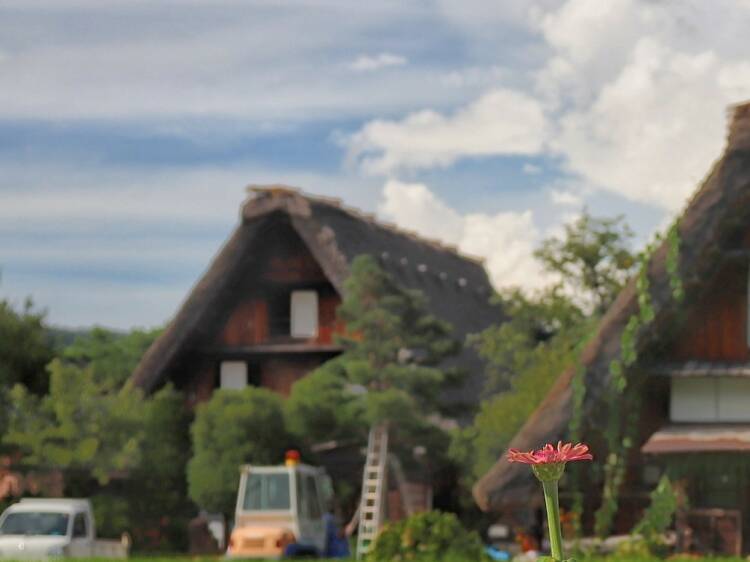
[542,479,564,562]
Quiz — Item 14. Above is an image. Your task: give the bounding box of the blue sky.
[1,0,749,329]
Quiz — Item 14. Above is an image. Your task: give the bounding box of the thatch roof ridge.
[249,186,485,265]
[473,101,750,511]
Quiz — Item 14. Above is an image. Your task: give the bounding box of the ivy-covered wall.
[567,222,686,538]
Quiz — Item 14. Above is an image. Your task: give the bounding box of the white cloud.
[347,89,548,175]
[534,0,750,210]
[350,0,750,210]
[555,40,741,210]
[522,163,541,175]
[348,53,407,72]
[378,180,549,290]
[549,188,582,207]
[439,65,509,89]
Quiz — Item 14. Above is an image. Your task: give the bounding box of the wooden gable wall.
[176,217,344,404]
[214,220,342,348]
[667,261,748,361]
[666,228,750,362]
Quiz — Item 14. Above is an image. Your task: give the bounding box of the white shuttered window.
[290,290,318,338]
[220,361,248,390]
[671,377,750,422]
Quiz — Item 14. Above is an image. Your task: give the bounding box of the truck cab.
[227,459,333,558]
[0,499,128,559]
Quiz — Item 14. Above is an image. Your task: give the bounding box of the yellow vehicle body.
[226,462,330,559]
[227,521,294,559]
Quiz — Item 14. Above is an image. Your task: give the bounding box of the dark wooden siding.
[668,261,748,361]
[218,299,268,346]
[259,356,327,396]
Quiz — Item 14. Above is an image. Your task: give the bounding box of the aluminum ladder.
[356,423,389,559]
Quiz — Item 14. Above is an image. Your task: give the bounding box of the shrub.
[368,510,485,562]
[631,474,677,557]
[634,475,677,538]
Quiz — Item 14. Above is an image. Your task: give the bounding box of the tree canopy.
[534,209,635,313]
[187,387,294,516]
[455,211,634,484]
[2,325,162,483]
[61,326,161,389]
[0,298,53,395]
[4,359,144,484]
[286,255,460,447]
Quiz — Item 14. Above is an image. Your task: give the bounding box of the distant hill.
[46,326,112,351]
[47,326,136,351]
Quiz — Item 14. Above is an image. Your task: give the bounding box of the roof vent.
[458,277,468,288]
[381,251,390,260]
[439,272,448,281]
[400,257,409,266]
[417,264,428,273]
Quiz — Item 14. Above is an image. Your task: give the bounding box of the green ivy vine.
[666,221,685,302]
[567,219,684,538]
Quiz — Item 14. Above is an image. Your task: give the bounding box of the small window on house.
[290,290,318,338]
[72,513,87,538]
[220,361,247,390]
[671,377,750,422]
[718,378,750,421]
[671,378,716,422]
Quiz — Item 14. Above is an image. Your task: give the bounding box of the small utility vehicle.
[226,452,347,558]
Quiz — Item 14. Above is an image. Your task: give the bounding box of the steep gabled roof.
[473,102,750,511]
[131,186,500,401]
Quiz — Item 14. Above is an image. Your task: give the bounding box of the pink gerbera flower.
[508,441,592,482]
[508,441,592,465]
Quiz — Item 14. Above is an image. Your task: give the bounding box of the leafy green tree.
[285,256,461,512]
[187,387,294,517]
[456,211,633,485]
[470,285,584,395]
[91,387,194,550]
[457,321,590,481]
[126,385,194,550]
[3,359,145,484]
[284,365,363,444]
[3,322,190,551]
[0,298,53,395]
[535,209,635,313]
[62,326,161,389]
[287,255,459,434]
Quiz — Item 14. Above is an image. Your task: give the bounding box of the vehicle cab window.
[72,513,88,538]
[298,474,321,519]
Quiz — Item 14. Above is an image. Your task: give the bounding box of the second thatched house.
[474,102,750,555]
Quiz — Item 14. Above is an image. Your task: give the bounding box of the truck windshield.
[242,472,290,511]
[0,512,69,536]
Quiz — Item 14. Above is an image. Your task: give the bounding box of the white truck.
[0,498,129,559]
